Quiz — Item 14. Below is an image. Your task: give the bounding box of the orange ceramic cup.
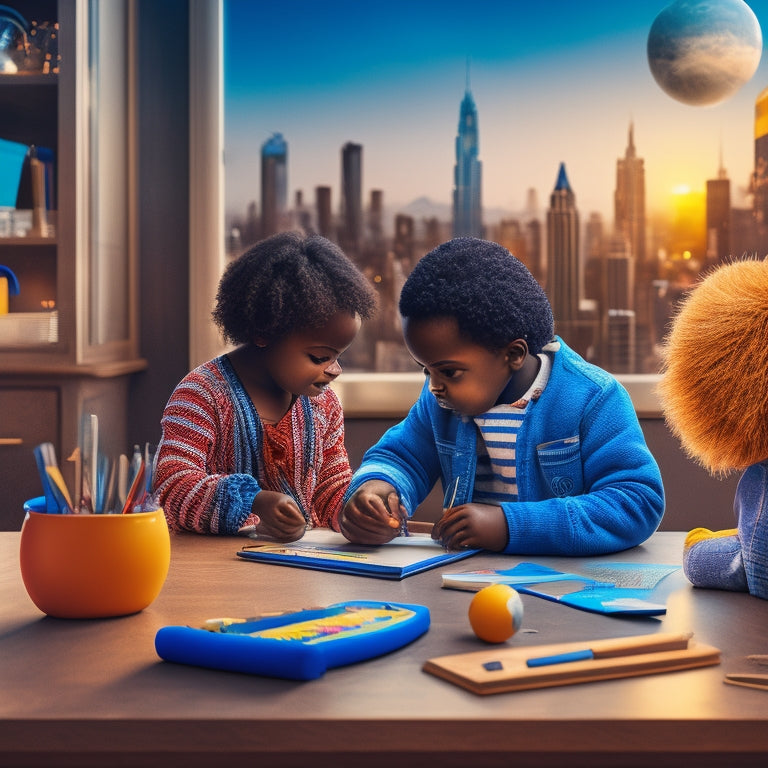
[19,498,171,619]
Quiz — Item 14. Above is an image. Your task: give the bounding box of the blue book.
[237,528,479,579]
[441,561,682,616]
[0,137,29,208]
[14,145,56,211]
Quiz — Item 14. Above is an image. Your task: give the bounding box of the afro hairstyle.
[212,231,377,346]
[658,257,768,475]
[398,237,554,353]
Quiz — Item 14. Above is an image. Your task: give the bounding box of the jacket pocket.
[435,438,464,484]
[536,436,583,497]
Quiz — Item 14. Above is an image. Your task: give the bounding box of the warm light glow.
[683,251,692,260]
[672,184,692,195]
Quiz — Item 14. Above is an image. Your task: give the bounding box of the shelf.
[0,73,58,86]
[0,1,142,507]
[0,357,148,378]
[0,235,56,246]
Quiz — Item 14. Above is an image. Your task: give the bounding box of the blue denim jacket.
[346,338,665,555]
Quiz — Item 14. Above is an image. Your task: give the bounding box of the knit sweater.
[154,355,350,534]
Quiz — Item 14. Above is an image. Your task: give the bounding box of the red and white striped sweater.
[154,356,350,534]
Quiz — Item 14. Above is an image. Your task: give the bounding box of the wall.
[127,0,192,448]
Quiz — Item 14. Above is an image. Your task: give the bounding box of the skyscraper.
[452,74,482,238]
[706,153,731,267]
[340,141,363,257]
[546,162,580,329]
[367,189,384,245]
[613,123,652,371]
[603,234,636,374]
[525,187,544,285]
[546,162,596,358]
[260,132,288,237]
[315,185,333,239]
[614,123,646,264]
[753,85,768,255]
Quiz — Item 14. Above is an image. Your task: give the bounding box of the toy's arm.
[683,526,747,593]
[684,462,768,598]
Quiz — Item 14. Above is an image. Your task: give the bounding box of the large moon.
[647,0,762,106]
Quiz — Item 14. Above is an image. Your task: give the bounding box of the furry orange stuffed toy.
[658,257,768,598]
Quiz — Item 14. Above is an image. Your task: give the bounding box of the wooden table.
[2,530,768,768]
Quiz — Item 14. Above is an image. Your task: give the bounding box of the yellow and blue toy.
[658,258,768,600]
[155,600,430,679]
[0,264,20,315]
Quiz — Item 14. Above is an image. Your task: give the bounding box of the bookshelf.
[0,0,145,528]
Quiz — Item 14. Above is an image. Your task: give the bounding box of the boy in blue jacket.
[339,237,664,554]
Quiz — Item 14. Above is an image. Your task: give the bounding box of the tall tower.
[753,86,768,255]
[614,122,653,371]
[546,162,580,331]
[315,185,333,239]
[367,189,384,245]
[706,149,731,267]
[340,141,363,257]
[260,132,288,237]
[614,123,646,263]
[452,66,482,237]
[603,233,636,373]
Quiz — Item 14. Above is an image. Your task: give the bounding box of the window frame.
[190,0,663,418]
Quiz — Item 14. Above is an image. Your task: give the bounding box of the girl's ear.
[505,339,529,370]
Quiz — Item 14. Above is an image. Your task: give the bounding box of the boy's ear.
[505,339,529,369]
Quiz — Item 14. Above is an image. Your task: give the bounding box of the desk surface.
[2,530,768,768]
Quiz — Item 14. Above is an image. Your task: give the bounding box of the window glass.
[223,0,768,375]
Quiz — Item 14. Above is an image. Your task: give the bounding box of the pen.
[527,649,597,667]
[725,673,768,690]
[381,491,406,536]
[433,476,461,550]
[444,476,460,510]
[526,632,693,668]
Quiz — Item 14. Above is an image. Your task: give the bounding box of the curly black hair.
[213,232,377,345]
[399,237,554,354]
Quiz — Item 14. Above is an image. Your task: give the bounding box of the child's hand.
[248,490,307,542]
[432,502,507,551]
[339,480,405,545]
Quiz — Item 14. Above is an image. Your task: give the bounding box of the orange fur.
[657,258,768,476]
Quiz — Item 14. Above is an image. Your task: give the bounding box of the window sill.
[331,372,663,419]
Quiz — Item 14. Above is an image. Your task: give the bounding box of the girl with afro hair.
[339,237,664,554]
[154,232,377,538]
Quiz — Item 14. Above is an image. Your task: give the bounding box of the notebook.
[237,528,479,579]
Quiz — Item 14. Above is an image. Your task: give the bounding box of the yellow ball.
[468,584,524,643]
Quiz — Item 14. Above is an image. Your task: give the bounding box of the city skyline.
[224,0,768,225]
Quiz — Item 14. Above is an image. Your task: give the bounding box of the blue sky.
[224,0,768,223]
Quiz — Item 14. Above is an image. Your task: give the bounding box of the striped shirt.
[154,355,350,534]
[472,353,552,504]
